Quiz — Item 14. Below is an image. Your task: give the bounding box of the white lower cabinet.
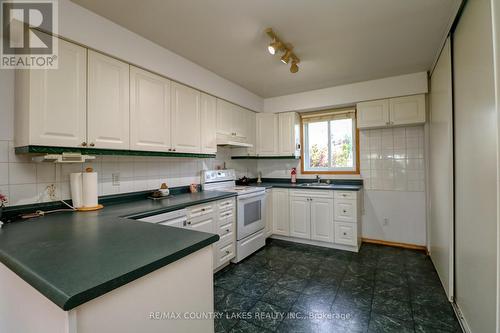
[290,196,311,239]
[271,188,362,252]
[310,197,334,243]
[272,189,290,236]
[265,189,273,238]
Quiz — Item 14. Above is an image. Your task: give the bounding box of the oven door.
[237,192,266,240]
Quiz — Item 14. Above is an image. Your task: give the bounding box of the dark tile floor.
[214,239,462,333]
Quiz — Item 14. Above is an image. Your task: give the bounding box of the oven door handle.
[238,192,265,201]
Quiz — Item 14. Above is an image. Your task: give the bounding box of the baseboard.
[269,235,360,252]
[361,238,427,252]
[452,302,471,333]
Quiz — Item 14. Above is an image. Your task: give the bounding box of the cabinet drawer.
[335,222,357,246]
[187,203,215,218]
[334,191,357,200]
[218,207,235,220]
[217,242,235,265]
[290,189,333,198]
[218,198,235,211]
[218,230,234,247]
[334,199,357,222]
[218,220,234,236]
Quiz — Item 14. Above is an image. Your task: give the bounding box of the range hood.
[216,139,253,148]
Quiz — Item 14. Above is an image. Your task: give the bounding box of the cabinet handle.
[172,149,176,152]
[225,250,230,254]
[168,149,172,152]
[201,208,206,211]
[226,229,230,233]
[187,221,192,225]
[89,143,95,147]
[343,210,347,213]
[183,221,187,226]
[81,142,87,147]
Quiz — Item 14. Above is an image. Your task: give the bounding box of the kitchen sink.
[298,183,332,187]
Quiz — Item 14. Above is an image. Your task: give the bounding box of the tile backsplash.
[0,142,247,207]
[255,125,425,192]
[360,126,425,191]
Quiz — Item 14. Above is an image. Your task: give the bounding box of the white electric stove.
[201,169,266,262]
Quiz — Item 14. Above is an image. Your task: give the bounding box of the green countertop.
[0,190,236,311]
[252,182,363,191]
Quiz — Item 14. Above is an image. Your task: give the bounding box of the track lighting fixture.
[265,28,300,74]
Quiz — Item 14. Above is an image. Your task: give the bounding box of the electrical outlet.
[46,184,57,201]
[112,173,120,186]
[383,218,389,226]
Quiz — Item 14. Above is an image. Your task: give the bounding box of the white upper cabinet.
[233,105,248,141]
[278,112,300,156]
[310,197,334,243]
[356,99,390,128]
[130,66,172,152]
[200,93,217,154]
[256,113,279,155]
[216,99,234,137]
[356,94,426,129]
[246,110,256,154]
[87,50,130,149]
[15,37,87,147]
[171,82,201,153]
[389,94,426,126]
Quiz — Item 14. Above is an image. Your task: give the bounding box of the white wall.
[263,72,429,113]
[57,0,263,112]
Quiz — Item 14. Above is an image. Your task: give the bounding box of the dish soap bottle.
[291,168,297,184]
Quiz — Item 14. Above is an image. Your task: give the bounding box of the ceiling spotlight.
[265,28,300,73]
[268,40,283,55]
[281,50,292,64]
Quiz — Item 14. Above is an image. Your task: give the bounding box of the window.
[302,109,358,174]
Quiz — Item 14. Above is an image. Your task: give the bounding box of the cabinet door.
[279,112,298,155]
[216,99,234,136]
[130,67,171,151]
[87,50,130,149]
[272,189,289,236]
[232,105,247,142]
[289,196,311,239]
[265,189,273,238]
[256,113,279,155]
[389,94,426,126]
[311,197,334,243]
[200,93,217,154]
[246,110,256,155]
[171,82,201,153]
[356,99,390,129]
[30,38,87,147]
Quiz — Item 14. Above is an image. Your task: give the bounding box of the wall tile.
[36,164,57,183]
[0,163,8,185]
[0,141,9,162]
[9,184,37,205]
[9,163,36,184]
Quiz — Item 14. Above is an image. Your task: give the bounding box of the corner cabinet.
[130,66,172,152]
[87,50,130,149]
[171,82,201,153]
[15,36,87,147]
[356,94,426,129]
[216,99,254,145]
[256,113,279,155]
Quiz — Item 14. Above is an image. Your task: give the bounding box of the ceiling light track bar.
[265,28,300,73]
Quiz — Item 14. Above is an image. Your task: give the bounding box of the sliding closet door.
[429,37,454,301]
[453,0,497,331]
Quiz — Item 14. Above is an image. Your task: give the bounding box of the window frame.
[300,111,360,175]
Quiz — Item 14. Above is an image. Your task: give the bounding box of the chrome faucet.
[316,175,321,184]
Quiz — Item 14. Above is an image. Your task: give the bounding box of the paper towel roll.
[82,172,98,208]
[70,173,83,208]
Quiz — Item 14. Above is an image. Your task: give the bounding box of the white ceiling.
[71,0,460,98]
